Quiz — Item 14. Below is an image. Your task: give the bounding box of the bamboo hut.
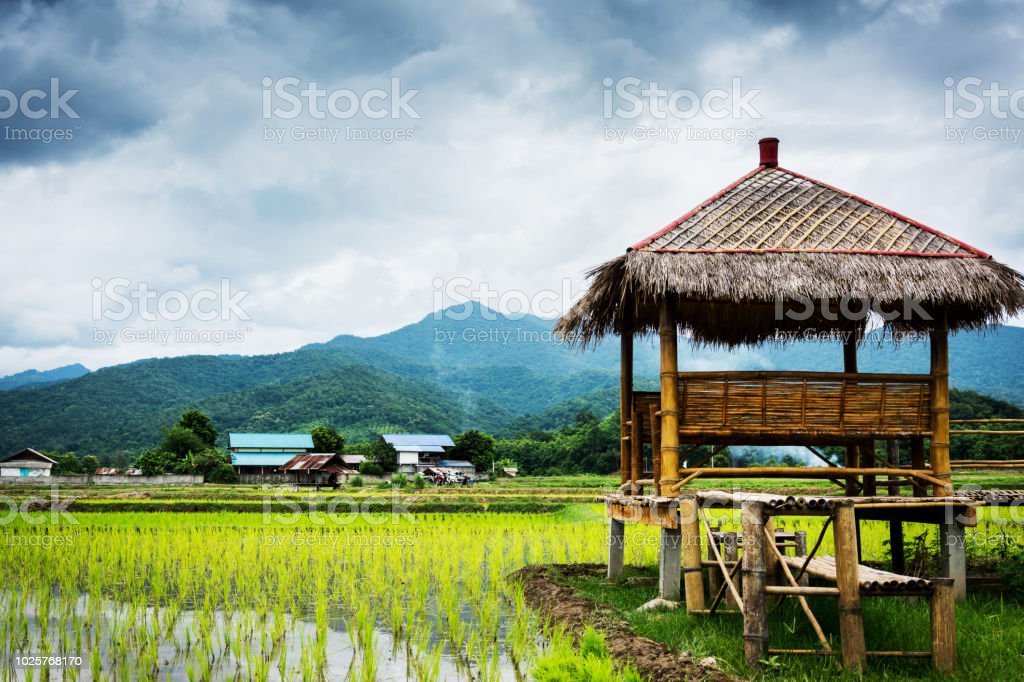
[557,137,1024,499]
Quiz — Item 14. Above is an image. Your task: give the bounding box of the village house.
[278,453,357,488]
[0,448,55,477]
[383,434,459,474]
[228,432,315,475]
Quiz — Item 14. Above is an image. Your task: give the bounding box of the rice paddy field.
[1,474,1024,680]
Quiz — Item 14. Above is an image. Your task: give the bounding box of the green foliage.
[80,455,99,473]
[531,626,642,682]
[188,448,232,476]
[48,451,82,475]
[495,410,620,476]
[451,430,496,471]
[160,424,207,461]
[204,462,239,484]
[390,473,408,488]
[367,438,398,472]
[358,462,384,476]
[134,449,171,477]
[309,424,345,453]
[348,475,363,487]
[177,409,218,448]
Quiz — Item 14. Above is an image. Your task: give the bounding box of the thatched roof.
[557,140,1024,347]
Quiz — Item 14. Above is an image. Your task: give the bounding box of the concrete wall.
[0,474,203,486]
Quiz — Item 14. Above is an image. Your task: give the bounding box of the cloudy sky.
[1,0,1023,375]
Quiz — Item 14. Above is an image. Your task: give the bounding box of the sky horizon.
[3,0,1024,375]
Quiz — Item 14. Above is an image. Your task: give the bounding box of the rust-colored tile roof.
[632,165,984,257]
[280,453,344,472]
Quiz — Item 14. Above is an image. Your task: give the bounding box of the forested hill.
[1,303,1022,457]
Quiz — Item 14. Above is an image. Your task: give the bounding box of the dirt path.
[512,564,740,682]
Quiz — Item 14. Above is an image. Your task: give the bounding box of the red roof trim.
[630,164,989,259]
[643,248,982,257]
[629,166,768,251]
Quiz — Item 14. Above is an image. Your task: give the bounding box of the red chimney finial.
[758,137,779,167]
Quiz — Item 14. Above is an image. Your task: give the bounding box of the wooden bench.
[777,554,955,669]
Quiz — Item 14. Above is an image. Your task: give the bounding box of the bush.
[348,475,363,487]
[359,462,384,476]
[390,473,408,488]
[205,463,238,484]
[412,474,426,490]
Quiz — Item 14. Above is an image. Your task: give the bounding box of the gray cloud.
[1,0,1023,374]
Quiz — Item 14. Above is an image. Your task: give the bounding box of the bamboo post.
[658,301,680,497]
[764,517,778,585]
[930,578,957,672]
[620,327,633,487]
[649,403,661,488]
[679,496,706,611]
[608,517,625,579]
[834,503,866,671]
[794,530,809,585]
[843,335,860,495]
[886,440,906,573]
[742,501,768,667]
[724,531,740,608]
[861,439,877,496]
[911,437,926,497]
[930,314,953,496]
[630,405,642,485]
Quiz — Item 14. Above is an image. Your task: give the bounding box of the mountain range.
[0,303,1021,456]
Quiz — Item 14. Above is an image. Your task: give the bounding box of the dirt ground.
[512,563,739,682]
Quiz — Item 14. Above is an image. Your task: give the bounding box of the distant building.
[438,459,476,476]
[228,433,315,474]
[0,448,55,477]
[94,468,119,476]
[500,467,519,478]
[383,434,456,474]
[279,453,357,487]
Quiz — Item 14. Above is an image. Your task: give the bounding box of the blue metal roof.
[229,433,314,449]
[438,460,474,468]
[230,453,298,466]
[382,434,454,448]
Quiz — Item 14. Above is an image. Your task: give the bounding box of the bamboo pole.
[658,302,680,497]
[679,497,706,612]
[844,335,860,496]
[930,315,953,496]
[724,532,740,609]
[699,506,742,611]
[930,578,956,672]
[861,440,877,496]
[911,437,926,497]
[742,501,768,667]
[650,403,661,489]
[620,327,633,486]
[630,404,642,485]
[834,503,866,671]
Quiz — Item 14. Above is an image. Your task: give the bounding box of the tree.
[160,424,207,461]
[205,463,238,484]
[49,452,81,475]
[451,430,496,471]
[81,455,99,473]
[367,438,398,472]
[134,449,171,476]
[188,448,232,476]
[177,410,218,448]
[310,425,345,453]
